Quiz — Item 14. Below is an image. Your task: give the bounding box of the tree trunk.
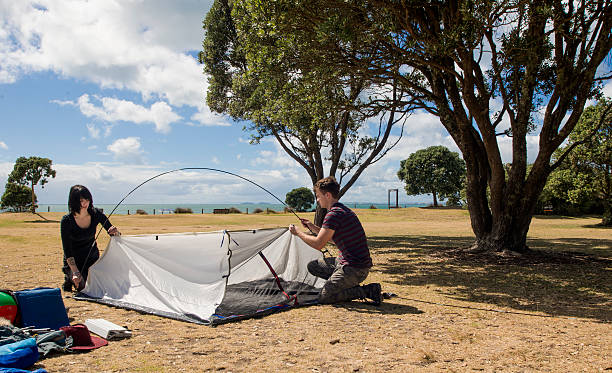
[432,191,438,207]
[30,181,35,213]
[314,205,327,227]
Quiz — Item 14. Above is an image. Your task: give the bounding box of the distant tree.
[398,146,466,207]
[7,156,56,213]
[542,99,612,224]
[1,183,35,212]
[286,187,315,212]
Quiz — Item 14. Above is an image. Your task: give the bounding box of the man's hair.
[314,176,340,199]
[68,185,94,215]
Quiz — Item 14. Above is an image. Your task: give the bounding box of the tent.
[75,227,325,325]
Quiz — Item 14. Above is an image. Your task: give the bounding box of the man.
[289,176,382,305]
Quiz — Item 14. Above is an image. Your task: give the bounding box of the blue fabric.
[0,368,47,373]
[14,288,69,330]
[0,338,39,369]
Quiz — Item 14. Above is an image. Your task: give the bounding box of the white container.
[84,318,132,339]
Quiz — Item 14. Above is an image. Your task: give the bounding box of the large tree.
[201,0,411,223]
[398,146,466,207]
[259,0,612,253]
[7,156,56,213]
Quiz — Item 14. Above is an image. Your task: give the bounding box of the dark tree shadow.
[25,212,60,223]
[367,235,612,323]
[333,300,423,315]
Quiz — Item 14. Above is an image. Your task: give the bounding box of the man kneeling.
[289,176,382,305]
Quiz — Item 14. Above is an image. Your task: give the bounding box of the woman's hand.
[71,271,82,288]
[108,226,120,236]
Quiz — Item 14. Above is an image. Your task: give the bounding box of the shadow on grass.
[334,301,423,316]
[368,235,612,323]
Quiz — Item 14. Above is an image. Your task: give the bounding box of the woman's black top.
[60,208,112,264]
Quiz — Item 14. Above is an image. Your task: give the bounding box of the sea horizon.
[31,202,427,215]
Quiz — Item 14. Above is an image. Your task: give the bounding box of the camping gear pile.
[76,227,325,325]
[0,288,110,372]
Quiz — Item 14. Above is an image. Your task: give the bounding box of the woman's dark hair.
[68,185,94,215]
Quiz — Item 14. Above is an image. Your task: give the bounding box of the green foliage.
[1,183,36,212]
[541,99,612,224]
[285,187,314,212]
[174,207,193,214]
[7,156,56,213]
[202,0,405,200]
[397,146,466,207]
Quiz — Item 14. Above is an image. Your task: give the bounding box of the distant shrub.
[266,208,277,214]
[228,207,242,214]
[174,207,193,214]
[369,204,377,209]
[135,209,148,215]
[253,208,264,214]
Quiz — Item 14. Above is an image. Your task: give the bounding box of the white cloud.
[602,80,612,99]
[66,94,181,134]
[211,156,220,165]
[0,141,7,150]
[86,123,100,139]
[0,0,227,127]
[107,137,145,164]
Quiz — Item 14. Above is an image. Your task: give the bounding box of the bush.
[1,183,35,212]
[253,208,264,214]
[369,204,377,209]
[135,209,148,215]
[266,208,277,214]
[174,207,193,214]
[228,207,242,214]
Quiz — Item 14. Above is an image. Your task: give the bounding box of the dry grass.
[1,208,611,372]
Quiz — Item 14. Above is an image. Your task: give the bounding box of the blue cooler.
[14,288,70,330]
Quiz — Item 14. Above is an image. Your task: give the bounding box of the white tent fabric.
[79,227,325,324]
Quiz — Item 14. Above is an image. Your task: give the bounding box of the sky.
[0,1,610,206]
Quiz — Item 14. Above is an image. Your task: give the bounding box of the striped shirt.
[322,202,372,268]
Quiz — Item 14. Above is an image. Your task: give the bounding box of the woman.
[60,185,120,292]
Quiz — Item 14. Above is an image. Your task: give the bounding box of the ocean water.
[34,202,425,215]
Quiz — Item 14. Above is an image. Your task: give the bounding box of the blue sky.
[1,1,610,206]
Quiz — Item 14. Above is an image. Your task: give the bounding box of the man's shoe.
[363,283,382,306]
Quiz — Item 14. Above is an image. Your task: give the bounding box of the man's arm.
[289,224,334,251]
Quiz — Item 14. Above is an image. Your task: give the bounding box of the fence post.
[127,210,130,215]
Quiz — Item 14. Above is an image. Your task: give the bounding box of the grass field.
[1,208,610,372]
